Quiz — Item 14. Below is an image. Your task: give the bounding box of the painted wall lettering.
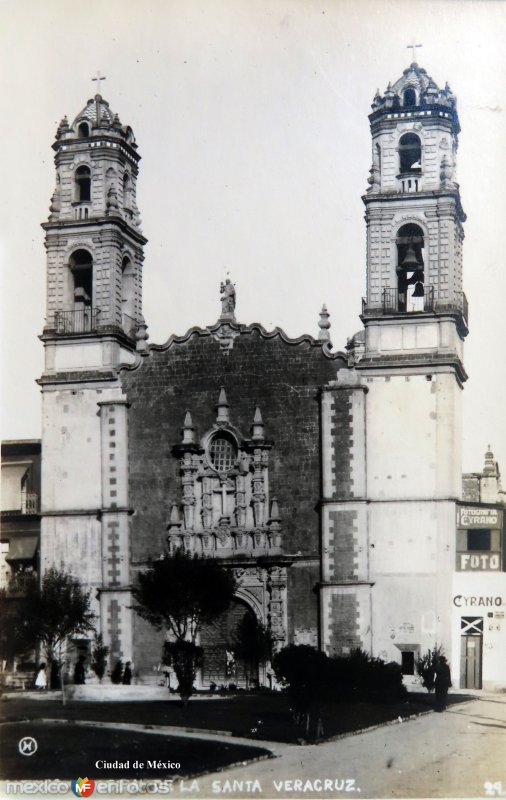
[453,595,504,608]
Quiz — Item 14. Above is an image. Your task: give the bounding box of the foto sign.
[457,552,501,571]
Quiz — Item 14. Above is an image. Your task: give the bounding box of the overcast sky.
[1,0,505,474]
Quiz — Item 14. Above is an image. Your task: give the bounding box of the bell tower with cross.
[359,61,467,665]
[319,62,468,677]
[38,78,148,669]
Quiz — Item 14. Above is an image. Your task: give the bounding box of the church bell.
[412,281,424,298]
[400,244,420,270]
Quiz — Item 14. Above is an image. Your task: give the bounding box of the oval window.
[209,434,236,472]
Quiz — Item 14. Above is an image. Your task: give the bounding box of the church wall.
[40,513,102,601]
[121,329,340,563]
[288,561,320,647]
[368,499,456,672]
[364,372,461,499]
[131,607,167,681]
[41,388,103,511]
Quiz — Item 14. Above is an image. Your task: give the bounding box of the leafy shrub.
[327,648,406,703]
[91,633,109,682]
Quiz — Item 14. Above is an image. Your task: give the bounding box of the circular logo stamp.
[18,736,38,756]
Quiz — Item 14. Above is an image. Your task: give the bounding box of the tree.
[24,567,95,703]
[416,644,444,693]
[132,549,237,702]
[231,613,273,688]
[272,644,329,741]
[91,633,109,682]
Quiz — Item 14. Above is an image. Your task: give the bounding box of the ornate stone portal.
[167,389,288,653]
[167,388,282,556]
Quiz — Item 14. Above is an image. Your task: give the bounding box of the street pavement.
[1,694,504,798]
[174,694,506,799]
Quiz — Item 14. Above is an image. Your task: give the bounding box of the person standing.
[434,655,452,711]
[74,655,86,685]
[122,661,132,685]
[35,663,47,690]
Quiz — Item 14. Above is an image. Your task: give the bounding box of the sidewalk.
[167,693,506,799]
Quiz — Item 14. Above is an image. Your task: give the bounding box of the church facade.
[38,64,506,690]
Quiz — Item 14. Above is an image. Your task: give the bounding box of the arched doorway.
[200,598,258,688]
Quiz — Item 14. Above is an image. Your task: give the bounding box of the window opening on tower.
[399,133,422,174]
[403,88,417,107]
[75,165,91,203]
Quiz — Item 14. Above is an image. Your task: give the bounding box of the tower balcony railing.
[49,308,101,334]
[397,171,422,193]
[21,492,39,514]
[362,288,468,325]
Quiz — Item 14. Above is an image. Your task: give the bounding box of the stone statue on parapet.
[220,278,236,317]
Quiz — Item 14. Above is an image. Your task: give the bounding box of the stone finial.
[216,387,230,424]
[182,411,195,444]
[268,498,281,547]
[49,186,61,216]
[251,406,265,441]
[484,445,497,476]
[270,498,280,522]
[318,304,331,342]
[440,154,454,188]
[220,279,236,320]
[169,503,181,525]
[372,89,381,110]
[112,113,122,129]
[106,184,120,216]
[135,315,149,353]
[56,116,69,138]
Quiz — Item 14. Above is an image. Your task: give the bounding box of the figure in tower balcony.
[220,279,236,316]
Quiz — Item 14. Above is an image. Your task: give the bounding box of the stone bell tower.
[320,64,467,678]
[38,90,147,666]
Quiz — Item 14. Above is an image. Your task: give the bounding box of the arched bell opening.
[396,224,425,312]
[75,165,91,203]
[61,249,95,333]
[399,133,422,174]
[199,597,264,689]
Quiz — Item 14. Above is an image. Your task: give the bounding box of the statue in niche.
[220,279,236,315]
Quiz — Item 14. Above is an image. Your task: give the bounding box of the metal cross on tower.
[406,43,422,63]
[92,71,107,93]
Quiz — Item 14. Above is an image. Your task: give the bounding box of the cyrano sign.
[459,507,501,528]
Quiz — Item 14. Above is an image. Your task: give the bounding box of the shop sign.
[456,552,501,571]
[453,595,504,608]
[458,507,501,528]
